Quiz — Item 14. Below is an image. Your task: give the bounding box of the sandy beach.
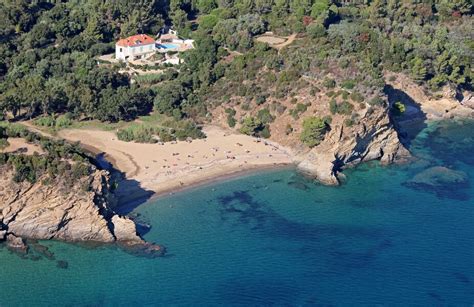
[58,125,295,203]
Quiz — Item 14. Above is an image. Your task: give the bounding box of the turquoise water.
[1,120,473,305]
[159,43,179,50]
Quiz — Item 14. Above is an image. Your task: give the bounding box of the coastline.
[51,125,296,210]
[115,163,295,213]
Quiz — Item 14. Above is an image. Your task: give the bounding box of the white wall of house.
[115,43,156,61]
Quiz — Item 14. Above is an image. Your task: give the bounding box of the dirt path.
[274,33,297,50]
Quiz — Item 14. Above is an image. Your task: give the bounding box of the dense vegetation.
[0,123,95,185]
[1,0,472,149]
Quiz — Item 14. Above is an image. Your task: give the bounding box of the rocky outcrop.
[298,75,474,185]
[0,166,163,255]
[461,92,474,109]
[111,215,143,243]
[298,106,410,185]
[386,74,474,120]
[6,234,28,254]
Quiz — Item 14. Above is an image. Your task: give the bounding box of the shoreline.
[115,162,295,213]
[50,125,296,211]
[149,162,295,199]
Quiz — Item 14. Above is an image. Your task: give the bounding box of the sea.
[1,120,473,306]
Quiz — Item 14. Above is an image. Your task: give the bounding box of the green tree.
[411,57,427,84]
[300,116,329,147]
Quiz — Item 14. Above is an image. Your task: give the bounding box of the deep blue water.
[1,120,473,306]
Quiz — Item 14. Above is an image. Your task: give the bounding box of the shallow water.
[1,120,473,305]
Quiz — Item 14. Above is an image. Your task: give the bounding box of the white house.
[115,34,156,61]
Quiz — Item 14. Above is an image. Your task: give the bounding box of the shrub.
[241,103,251,111]
[271,102,287,115]
[260,125,271,138]
[34,116,56,127]
[329,100,338,115]
[240,116,269,138]
[227,115,236,127]
[350,91,364,103]
[55,114,73,128]
[34,114,73,129]
[290,103,308,119]
[368,96,385,106]
[323,78,336,89]
[338,101,354,115]
[255,95,267,105]
[0,138,9,150]
[341,80,356,89]
[240,117,262,136]
[392,101,406,115]
[329,100,353,115]
[344,118,354,127]
[117,125,157,143]
[306,23,326,38]
[341,91,350,100]
[310,87,320,96]
[257,108,275,124]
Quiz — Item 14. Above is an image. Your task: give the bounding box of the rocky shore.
[297,105,410,185]
[0,166,164,257]
[296,76,474,185]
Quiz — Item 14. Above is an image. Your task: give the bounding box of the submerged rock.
[121,241,167,258]
[405,166,470,200]
[30,241,55,260]
[407,166,468,187]
[57,260,69,269]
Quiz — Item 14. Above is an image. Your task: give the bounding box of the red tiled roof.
[116,34,155,47]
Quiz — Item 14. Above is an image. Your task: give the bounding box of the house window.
[119,48,123,52]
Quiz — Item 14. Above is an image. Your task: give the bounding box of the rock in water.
[111,215,143,243]
[6,234,28,254]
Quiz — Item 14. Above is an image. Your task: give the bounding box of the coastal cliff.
[297,105,409,185]
[297,76,474,185]
[0,164,161,254]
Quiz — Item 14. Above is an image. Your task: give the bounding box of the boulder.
[461,93,474,109]
[111,215,143,243]
[0,230,6,241]
[6,234,28,254]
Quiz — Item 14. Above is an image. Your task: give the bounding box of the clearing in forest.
[255,33,298,50]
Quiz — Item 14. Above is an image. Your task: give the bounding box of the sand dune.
[58,126,295,201]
